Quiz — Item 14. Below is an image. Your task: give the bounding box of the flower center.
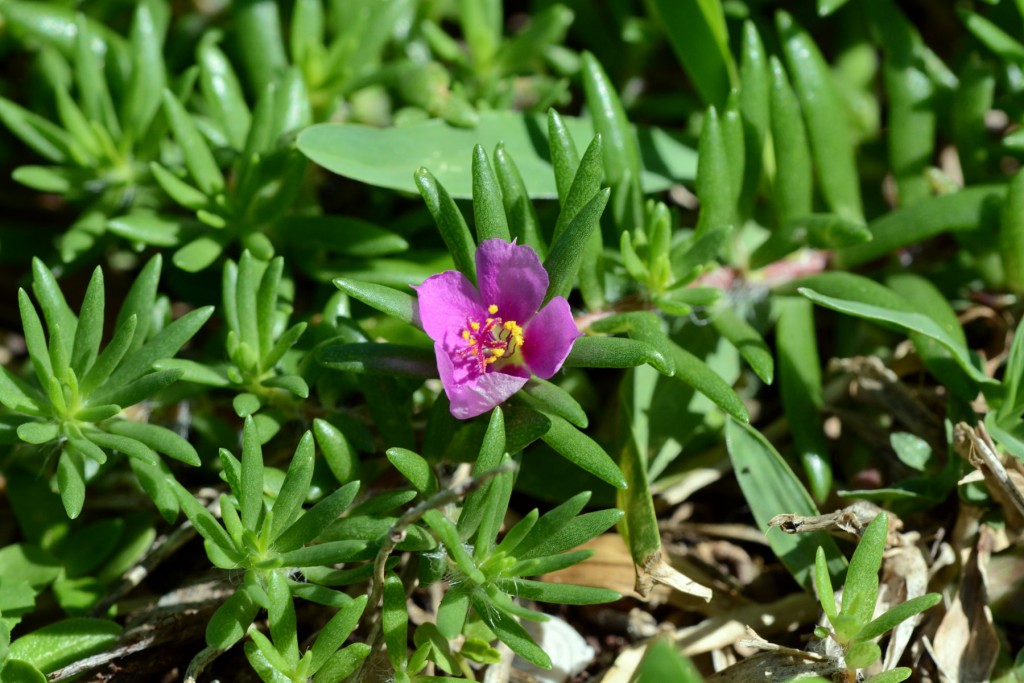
[458,304,525,371]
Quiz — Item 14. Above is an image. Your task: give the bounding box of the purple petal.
[475,239,547,325]
[521,296,580,379]
[415,270,484,342]
[435,343,528,419]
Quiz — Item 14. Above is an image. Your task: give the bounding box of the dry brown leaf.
[954,422,1024,537]
[768,501,903,545]
[542,534,666,603]
[637,551,713,602]
[928,526,999,683]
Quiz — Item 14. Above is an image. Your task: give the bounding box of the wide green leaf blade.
[725,419,846,589]
[797,286,993,386]
[297,112,695,200]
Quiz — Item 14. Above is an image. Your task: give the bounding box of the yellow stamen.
[491,348,506,358]
[488,304,499,314]
[462,330,471,340]
[470,321,481,331]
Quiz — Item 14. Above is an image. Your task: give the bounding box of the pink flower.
[416,239,581,419]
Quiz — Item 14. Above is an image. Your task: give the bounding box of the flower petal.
[521,296,580,379]
[435,344,528,419]
[415,270,484,342]
[475,239,547,325]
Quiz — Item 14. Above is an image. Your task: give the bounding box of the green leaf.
[19,290,54,390]
[267,570,299,666]
[104,420,200,466]
[414,167,476,282]
[244,638,292,683]
[518,508,623,562]
[777,11,863,222]
[776,297,831,503]
[646,0,734,107]
[273,480,360,552]
[297,112,696,200]
[960,9,1024,64]
[382,572,408,670]
[738,21,770,217]
[161,89,224,196]
[846,640,882,669]
[333,278,416,325]
[197,35,250,150]
[269,432,315,539]
[171,480,242,568]
[85,368,182,409]
[540,413,627,489]
[495,578,618,605]
[107,213,183,248]
[423,510,485,585]
[590,312,675,376]
[206,578,263,649]
[725,420,846,589]
[70,268,104,377]
[237,419,264,532]
[311,595,368,673]
[552,134,603,243]
[548,109,581,204]
[317,343,435,377]
[123,0,166,137]
[513,495,590,563]
[17,422,59,445]
[858,592,940,640]
[712,308,772,384]
[864,669,911,683]
[0,659,47,683]
[150,164,209,210]
[634,639,703,683]
[107,306,214,387]
[814,547,838,622]
[436,585,471,640]
[0,96,73,163]
[841,512,887,626]
[1003,168,1024,291]
[79,315,137,396]
[116,254,161,352]
[267,541,368,568]
[563,336,665,372]
[518,379,587,429]
[797,284,993,386]
[669,342,748,423]
[837,184,1004,268]
[543,186,609,304]
[471,144,510,242]
[313,418,361,486]
[56,450,86,519]
[387,448,438,497]
[457,408,506,541]
[493,144,546,258]
[8,618,119,674]
[470,593,550,669]
[313,643,371,683]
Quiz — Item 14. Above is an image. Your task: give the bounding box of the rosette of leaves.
[384,410,622,675]
[172,418,373,679]
[0,0,171,262]
[131,48,311,272]
[812,512,940,682]
[0,255,210,519]
[158,251,307,421]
